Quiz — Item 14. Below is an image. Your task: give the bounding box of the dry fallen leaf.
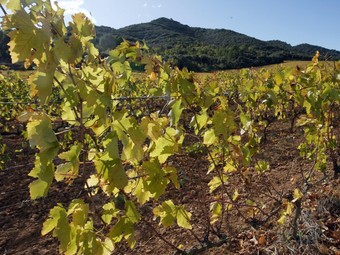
[258,235,266,246]
[331,229,340,241]
[318,244,330,255]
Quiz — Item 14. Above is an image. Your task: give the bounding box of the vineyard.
[0,1,340,255]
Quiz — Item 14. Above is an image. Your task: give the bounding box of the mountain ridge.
[94,17,340,71]
[0,17,338,71]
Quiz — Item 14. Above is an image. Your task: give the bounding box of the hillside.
[94,17,340,71]
[1,17,339,71]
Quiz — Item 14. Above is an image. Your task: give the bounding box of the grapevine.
[0,1,339,254]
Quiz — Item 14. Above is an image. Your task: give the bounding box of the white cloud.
[152,4,162,8]
[143,2,148,7]
[55,0,96,24]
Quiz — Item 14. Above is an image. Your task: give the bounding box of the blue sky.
[58,0,340,51]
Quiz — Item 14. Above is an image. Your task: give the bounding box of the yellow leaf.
[286,202,294,215]
[223,162,237,172]
[208,176,221,193]
[278,214,286,225]
[28,71,55,104]
[176,206,192,229]
[5,10,49,66]
[150,71,157,81]
[203,129,216,146]
[17,111,34,122]
[210,202,222,224]
[293,188,303,202]
[232,189,239,201]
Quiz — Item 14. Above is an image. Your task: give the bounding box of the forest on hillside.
[93,18,340,71]
[1,17,340,71]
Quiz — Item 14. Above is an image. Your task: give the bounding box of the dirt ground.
[1,120,340,255]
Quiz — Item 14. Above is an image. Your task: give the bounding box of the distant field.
[0,69,32,80]
[194,60,338,80]
[2,60,337,82]
[261,60,336,70]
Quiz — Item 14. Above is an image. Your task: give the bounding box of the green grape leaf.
[223,161,237,172]
[150,136,174,163]
[168,99,183,126]
[42,204,71,251]
[303,99,312,115]
[210,202,222,224]
[95,156,128,190]
[274,72,283,85]
[111,61,131,78]
[55,143,82,182]
[143,160,169,199]
[109,217,133,244]
[103,238,115,255]
[255,160,270,174]
[70,13,95,39]
[5,10,49,67]
[203,129,216,146]
[132,179,151,205]
[67,199,89,227]
[17,111,34,122]
[239,111,251,131]
[65,238,77,255]
[212,109,236,138]
[176,206,192,229]
[102,202,119,225]
[208,175,227,193]
[153,200,177,227]
[62,101,78,125]
[55,214,71,251]
[28,111,58,201]
[143,117,163,142]
[128,125,147,147]
[125,200,141,224]
[42,205,66,235]
[27,114,59,152]
[164,166,180,189]
[322,86,340,101]
[67,35,83,64]
[121,136,144,164]
[103,132,120,159]
[29,162,54,199]
[113,112,145,163]
[78,220,100,255]
[5,0,21,11]
[195,111,209,132]
[28,71,55,104]
[54,37,72,64]
[85,41,99,61]
[53,34,84,65]
[153,200,192,229]
[54,163,72,182]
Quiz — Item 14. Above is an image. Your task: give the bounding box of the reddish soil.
[1,120,340,255]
